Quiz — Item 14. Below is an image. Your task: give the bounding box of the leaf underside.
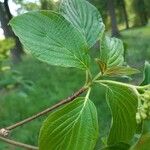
[10,11,89,70]
[39,97,99,150]
[105,82,138,145]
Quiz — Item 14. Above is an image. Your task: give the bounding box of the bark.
[40,0,49,9]
[40,0,53,10]
[137,0,148,26]
[107,0,120,37]
[0,0,23,63]
[121,0,129,29]
[0,2,12,37]
[133,0,148,26]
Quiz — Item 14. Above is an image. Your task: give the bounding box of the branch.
[0,136,38,150]
[0,87,87,135]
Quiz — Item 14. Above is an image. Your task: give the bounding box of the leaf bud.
[136,113,141,124]
[140,111,147,120]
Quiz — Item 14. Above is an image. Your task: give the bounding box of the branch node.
[0,128,10,137]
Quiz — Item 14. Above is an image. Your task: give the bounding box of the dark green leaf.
[141,61,150,85]
[60,0,105,48]
[131,62,150,150]
[39,97,99,150]
[102,142,130,150]
[101,81,138,145]
[130,133,150,150]
[10,11,89,70]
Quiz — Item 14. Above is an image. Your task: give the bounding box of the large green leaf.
[141,61,150,85]
[100,81,138,145]
[10,11,89,70]
[60,0,105,48]
[39,97,99,150]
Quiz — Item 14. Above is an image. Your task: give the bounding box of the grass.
[122,26,150,67]
[0,26,150,149]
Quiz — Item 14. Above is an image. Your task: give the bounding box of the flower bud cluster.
[136,89,150,124]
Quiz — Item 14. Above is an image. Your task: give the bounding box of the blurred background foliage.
[0,0,150,149]
[0,38,14,63]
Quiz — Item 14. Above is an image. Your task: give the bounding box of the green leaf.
[102,142,130,150]
[10,11,89,70]
[132,119,150,150]
[101,81,138,145]
[104,66,140,76]
[130,133,150,150]
[131,62,150,150]
[60,0,105,48]
[100,36,124,70]
[39,97,99,150]
[99,35,138,76]
[141,61,150,85]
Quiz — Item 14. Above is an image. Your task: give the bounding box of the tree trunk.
[121,0,129,29]
[40,0,54,10]
[141,0,148,25]
[0,0,23,63]
[133,0,148,26]
[40,0,49,9]
[107,0,120,37]
[139,0,148,26]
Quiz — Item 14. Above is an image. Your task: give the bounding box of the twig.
[0,136,38,150]
[0,87,87,149]
[4,87,87,131]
